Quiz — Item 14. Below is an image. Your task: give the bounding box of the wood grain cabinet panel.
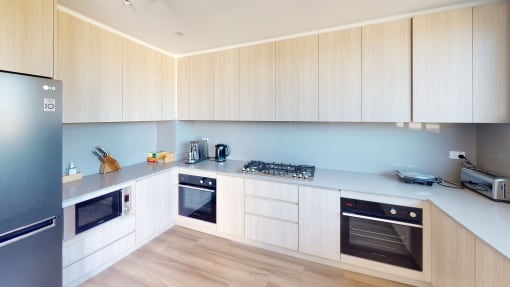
[475,237,510,287]
[56,11,123,123]
[276,35,319,121]
[123,40,164,121]
[161,55,176,120]
[319,28,362,122]
[0,0,53,77]
[362,18,411,122]
[240,43,276,121]
[213,49,240,120]
[189,53,214,120]
[299,186,340,260]
[216,175,245,238]
[244,179,298,203]
[430,205,475,287]
[473,1,510,123]
[177,57,191,120]
[245,214,298,251]
[413,8,473,123]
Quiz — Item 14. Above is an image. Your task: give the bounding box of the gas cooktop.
[241,160,316,180]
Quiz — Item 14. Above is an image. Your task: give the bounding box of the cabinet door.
[319,28,362,122]
[413,8,473,123]
[245,214,298,250]
[473,1,510,123]
[299,186,340,261]
[240,43,276,121]
[213,49,240,120]
[135,171,174,244]
[189,53,214,120]
[475,238,510,287]
[0,0,53,77]
[216,175,244,237]
[177,57,191,120]
[362,19,411,122]
[276,35,319,121]
[123,40,163,121]
[161,55,176,120]
[431,205,475,287]
[56,11,123,123]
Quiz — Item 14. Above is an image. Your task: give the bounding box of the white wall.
[63,122,158,176]
[477,124,510,177]
[183,121,477,181]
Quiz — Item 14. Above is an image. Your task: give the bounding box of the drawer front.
[245,196,298,222]
[245,179,298,203]
[245,214,298,250]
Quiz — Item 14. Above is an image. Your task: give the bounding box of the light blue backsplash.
[63,122,158,176]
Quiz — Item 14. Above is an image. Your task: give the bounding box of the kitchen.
[1,0,509,286]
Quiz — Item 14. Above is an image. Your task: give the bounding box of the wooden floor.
[81,226,409,287]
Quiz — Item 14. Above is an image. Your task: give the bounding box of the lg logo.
[42,85,56,91]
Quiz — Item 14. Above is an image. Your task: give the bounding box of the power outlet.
[449,151,466,159]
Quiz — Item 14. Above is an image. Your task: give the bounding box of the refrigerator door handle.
[0,216,57,248]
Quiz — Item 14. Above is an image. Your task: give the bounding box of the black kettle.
[215,144,230,162]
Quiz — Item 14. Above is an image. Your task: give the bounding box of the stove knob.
[208,181,213,186]
[199,178,204,184]
[298,173,303,178]
[389,208,397,215]
[409,211,417,218]
[293,173,298,178]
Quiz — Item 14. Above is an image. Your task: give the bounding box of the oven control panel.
[341,197,423,224]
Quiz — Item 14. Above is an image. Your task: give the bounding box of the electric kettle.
[215,144,230,162]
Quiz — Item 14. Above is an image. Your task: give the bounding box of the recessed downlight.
[174,31,185,37]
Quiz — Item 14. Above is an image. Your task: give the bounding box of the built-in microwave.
[63,189,131,240]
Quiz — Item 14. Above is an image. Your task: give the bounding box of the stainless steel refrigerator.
[0,71,62,286]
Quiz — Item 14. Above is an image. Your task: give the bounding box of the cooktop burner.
[241,160,316,180]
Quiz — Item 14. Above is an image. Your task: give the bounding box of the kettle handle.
[226,145,230,156]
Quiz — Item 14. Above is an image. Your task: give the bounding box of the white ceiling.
[57,0,484,56]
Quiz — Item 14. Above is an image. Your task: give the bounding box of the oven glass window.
[76,191,121,234]
[178,185,216,223]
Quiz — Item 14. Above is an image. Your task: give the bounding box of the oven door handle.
[178,184,215,193]
[342,212,422,228]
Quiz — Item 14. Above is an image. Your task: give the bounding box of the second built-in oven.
[341,197,423,271]
[178,174,216,224]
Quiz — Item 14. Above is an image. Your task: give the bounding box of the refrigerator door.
[0,217,62,287]
[0,72,62,234]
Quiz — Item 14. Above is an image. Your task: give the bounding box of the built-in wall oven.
[341,197,423,271]
[178,174,216,223]
[63,189,131,240]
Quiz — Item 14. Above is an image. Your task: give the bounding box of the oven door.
[341,212,423,271]
[178,184,216,223]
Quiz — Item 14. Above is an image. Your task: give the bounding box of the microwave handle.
[342,212,422,228]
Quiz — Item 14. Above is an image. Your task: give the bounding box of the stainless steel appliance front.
[341,198,423,271]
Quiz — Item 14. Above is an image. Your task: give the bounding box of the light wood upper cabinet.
[473,1,510,123]
[299,186,340,261]
[56,11,123,123]
[240,43,276,121]
[213,49,240,120]
[413,8,473,123]
[177,57,191,120]
[362,19,411,122]
[475,237,510,287]
[123,40,163,121]
[319,28,362,122]
[430,205,475,287]
[0,0,53,77]
[161,55,176,120]
[216,175,244,238]
[189,53,214,120]
[276,35,319,121]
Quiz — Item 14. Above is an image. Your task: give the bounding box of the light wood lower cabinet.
[216,175,245,237]
[244,179,298,202]
[0,0,53,77]
[431,205,475,287]
[245,214,298,251]
[299,186,340,261]
[475,238,510,287]
[135,171,175,245]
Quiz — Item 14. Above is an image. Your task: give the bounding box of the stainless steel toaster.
[460,167,509,203]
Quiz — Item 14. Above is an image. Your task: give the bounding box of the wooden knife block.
[99,155,121,174]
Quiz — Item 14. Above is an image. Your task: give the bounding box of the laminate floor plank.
[80,226,408,287]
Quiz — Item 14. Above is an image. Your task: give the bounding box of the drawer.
[245,179,298,203]
[63,215,135,267]
[245,214,298,250]
[245,196,298,222]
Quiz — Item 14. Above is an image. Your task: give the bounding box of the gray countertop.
[63,159,510,259]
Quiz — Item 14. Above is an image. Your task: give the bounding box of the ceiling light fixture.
[123,0,134,6]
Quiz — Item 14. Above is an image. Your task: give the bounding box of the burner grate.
[241,160,316,179]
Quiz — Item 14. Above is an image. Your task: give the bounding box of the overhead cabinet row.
[178,1,509,123]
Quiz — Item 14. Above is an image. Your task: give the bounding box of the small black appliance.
[215,144,230,162]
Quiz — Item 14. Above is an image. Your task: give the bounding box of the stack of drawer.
[244,179,299,250]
